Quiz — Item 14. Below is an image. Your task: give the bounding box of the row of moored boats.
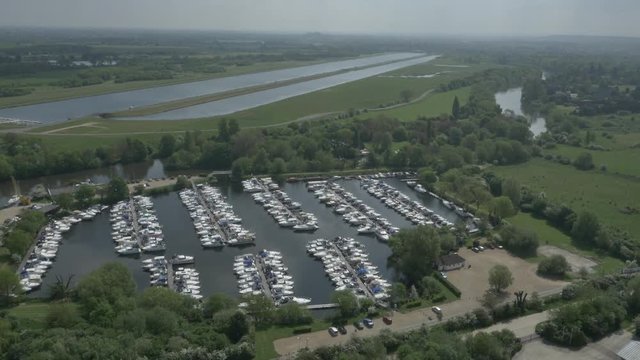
[179,184,255,248]
[306,237,390,301]
[234,250,311,306]
[307,181,398,241]
[19,205,106,292]
[110,196,165,255]
[141,254,202,299]
[362,179,456,229]
[244,177,319,232]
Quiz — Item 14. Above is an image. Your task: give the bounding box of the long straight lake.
[125,55,439,120]
[31,179,465,304]
[0,53,423,124]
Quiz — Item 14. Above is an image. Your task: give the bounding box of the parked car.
[472,247,479,253]
[337,325,347,334]
[497,245,504,249]
[440,271,447,279]
[328,327,339,336]
[353,321,364,330]
[382,316,392,325]
[431,306,442,315]
[363,318,374,328]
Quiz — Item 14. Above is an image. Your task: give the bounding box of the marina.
[141,254,201,299]
[179,183,255,248]
[307,237,390,305]
[109,195,165,255]
[27,179,464,304]
[307,180,397,242]
[234,249,310,306]
[244,177,319,232]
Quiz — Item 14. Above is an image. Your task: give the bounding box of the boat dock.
[128,198,142,248]
[16,226,46,275]
[256,180,300,222]
[254,256,275,302]
[328,242,376,303]
[191,182,229,244]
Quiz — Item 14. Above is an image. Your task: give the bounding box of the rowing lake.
[30,177,464,305]
[0,53,425,124]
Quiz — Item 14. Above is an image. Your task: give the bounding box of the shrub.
[537,255,571,277]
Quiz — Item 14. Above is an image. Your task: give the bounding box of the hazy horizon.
[1,0,638,38]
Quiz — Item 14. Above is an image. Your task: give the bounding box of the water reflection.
[495,87,547,137]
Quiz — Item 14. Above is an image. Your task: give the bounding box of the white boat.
[357,224,375,234]
[415,184,427,193]
[117,246,141,255]
[171,254,195,265]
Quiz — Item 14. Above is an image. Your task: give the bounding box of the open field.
[374,86,471,120]
[506,213,624,273]
[514,331,632,360]
[446,248,567,303]
[0,59,329,109]
[7,302,81,329]
[493,158,640,245]
[546,144,640,178]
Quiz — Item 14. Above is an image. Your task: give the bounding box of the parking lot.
[446,248,568,305]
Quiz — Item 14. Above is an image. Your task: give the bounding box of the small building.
[618,340,640,360]
[437,254,466,271]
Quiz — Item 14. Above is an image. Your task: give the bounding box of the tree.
[105,176,129,204]
[231,157,252,181]
[331,290,359,319]
[571,211,600,245]
[218,119,231,142]
[158,134,176,158]
[420,276,441,299]
[499,225,539,258]
[573,152,594,170]
[226,311,250,343]
[538,255,571,277]
[174,175,190,190]
[452,96,461,119]
[204,293,237,318]
[489,196,515,223]
[501,178,521,209]
[48,274,75,301]
[54,193,74,210]
[228,119,240,136]
[244,294,275,328]
[46,303,81,329]
[74,184,96,208]
[390,282,408,306]
[0,265,20,301]
[400,89,414,103]
[389,226,441,285]
[275,303,312,326]
[489,265,513,293]
[76,262,136,324]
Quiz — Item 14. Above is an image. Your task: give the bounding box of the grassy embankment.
[0,60,328,109]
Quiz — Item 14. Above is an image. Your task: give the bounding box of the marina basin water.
[30,179,465,302]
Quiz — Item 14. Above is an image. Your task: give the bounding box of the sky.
[1,0,638,37]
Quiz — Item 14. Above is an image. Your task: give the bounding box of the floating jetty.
[244,177,319,232]
[110,196,165,255]
[307,237,390,305]
[307,181,398,241]
[179,183,255,247]
[234,250,311,306]
[361,179,456,229]
[142,254,201,300]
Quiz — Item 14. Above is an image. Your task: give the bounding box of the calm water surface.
[495,87,547,137]
[0,53,422,123]
[31,179,465,303]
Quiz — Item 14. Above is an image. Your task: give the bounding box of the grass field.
[507,212,624,273]
[255,320,330,360]
[6,302,80,329]
[493,158,640,244]
[546,144,640,178]
[374,86,471,121]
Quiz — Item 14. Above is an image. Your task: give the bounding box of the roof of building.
[37,204,60,215]
[618,341,640,360]
[438,253,466,266]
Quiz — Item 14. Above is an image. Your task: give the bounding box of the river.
[0,53,424,124]
[494,87,547,137]
[29,176,467,305]
[124,55,439,121]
